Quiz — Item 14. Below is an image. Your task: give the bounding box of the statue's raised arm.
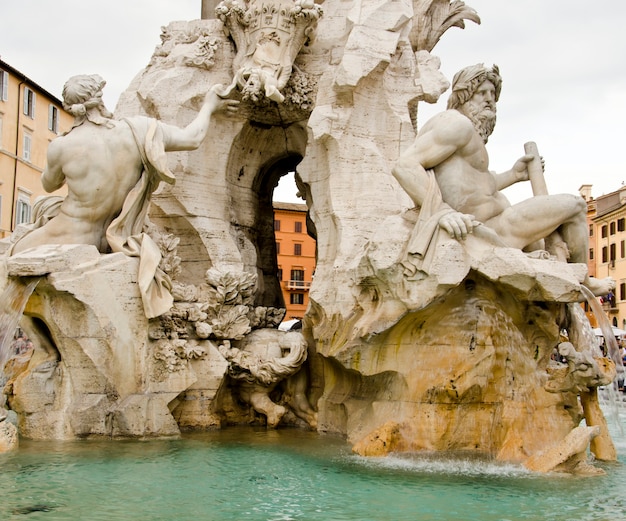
[10,74,239,317]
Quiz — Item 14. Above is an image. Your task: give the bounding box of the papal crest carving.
[216,0,323,103]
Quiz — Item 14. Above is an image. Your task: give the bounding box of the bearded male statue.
[392,63,613,297]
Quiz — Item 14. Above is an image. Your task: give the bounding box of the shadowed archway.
[224,120,310,308]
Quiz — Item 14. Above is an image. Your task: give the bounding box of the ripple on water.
[1,428,625,521]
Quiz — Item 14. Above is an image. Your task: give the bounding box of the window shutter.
[23,134,31,161]
[1,71,7,101]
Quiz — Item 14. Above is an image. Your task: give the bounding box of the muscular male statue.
[392,63,613,296]
[12,74,238,255]
[11,74,239,317]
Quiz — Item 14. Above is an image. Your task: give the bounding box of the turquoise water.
[1,422,626,521]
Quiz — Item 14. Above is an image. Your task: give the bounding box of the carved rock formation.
[0,1,615,476]
[0,410,18,453]
[523,425,605,475]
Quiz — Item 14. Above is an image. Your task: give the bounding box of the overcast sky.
[1,1,624,203]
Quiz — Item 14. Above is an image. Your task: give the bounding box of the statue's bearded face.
[460,80,497,143]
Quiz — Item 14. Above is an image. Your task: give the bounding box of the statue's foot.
[584,276,616,297]
[265,404,287,428]
[288,393,318,428]
[305,411,318,429]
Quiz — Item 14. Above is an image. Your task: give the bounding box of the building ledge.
[285,280,311,291]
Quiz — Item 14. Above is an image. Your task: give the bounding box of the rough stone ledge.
[6,244,103,277]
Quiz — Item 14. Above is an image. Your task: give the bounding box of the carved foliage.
[150,267,286,375]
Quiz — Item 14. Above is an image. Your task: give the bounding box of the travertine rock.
[523,425,604,475]
[1,246,229,439]
[0,1,614,476]
[352,421,404,457]
[0,412,18,453]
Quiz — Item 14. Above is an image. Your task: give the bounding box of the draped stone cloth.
[10,116,175,319]
[105,116,176,318]
[401,168,454,279]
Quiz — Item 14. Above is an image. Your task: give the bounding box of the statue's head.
[447,64,501,143]
[62,74,113,121]
[447,64,501,110]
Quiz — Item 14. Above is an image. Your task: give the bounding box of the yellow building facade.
[581,184,626,329]
[273,202,316,320]
[0,59,71,238]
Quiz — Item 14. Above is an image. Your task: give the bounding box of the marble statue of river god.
[0,1,619,477]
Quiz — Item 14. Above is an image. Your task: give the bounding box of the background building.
[580,184,626,329]
[273,201,316,320]
[0,59,71,238]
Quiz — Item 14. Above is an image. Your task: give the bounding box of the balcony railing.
[601,301,618,313]
[285,280,311,291]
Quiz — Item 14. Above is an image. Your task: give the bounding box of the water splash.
[353,453,530,478]
[580,285,625,436]
[580,285,622,368]
[0,277,39,377]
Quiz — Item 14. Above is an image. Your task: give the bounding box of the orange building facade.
[581,184,626,329]
[273,201,316,320]
[0,59,71,238]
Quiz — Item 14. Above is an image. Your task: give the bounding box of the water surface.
[1,423,625,521]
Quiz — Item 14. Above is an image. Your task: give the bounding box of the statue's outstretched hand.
[207,84,240,114]
[439,211,476,240]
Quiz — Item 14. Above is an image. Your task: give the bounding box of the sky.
[1,1,625,204]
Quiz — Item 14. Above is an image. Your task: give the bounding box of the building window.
[0,70,7,101]
[610,221,616,235]
[622,240,625,259]
[290,293,304,305]
[23,87,36,118]
[619,218,625,232]
[295,221,302,233]
[294,243,302,256]
[276,241,280,254]
[589,248,594,260]
[601,225,608,238]
[277,268,283,281]
[610,243,616,261]
[22,133,32,162]
[48,104,59,133]
[589,224,594,237]
[291,269,304,281]
[621,282,626,301]
[274,219,281,231]
[16,194,32,225]
[602,246,608,263]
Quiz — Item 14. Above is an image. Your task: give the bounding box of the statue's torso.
[433,121,511,222]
